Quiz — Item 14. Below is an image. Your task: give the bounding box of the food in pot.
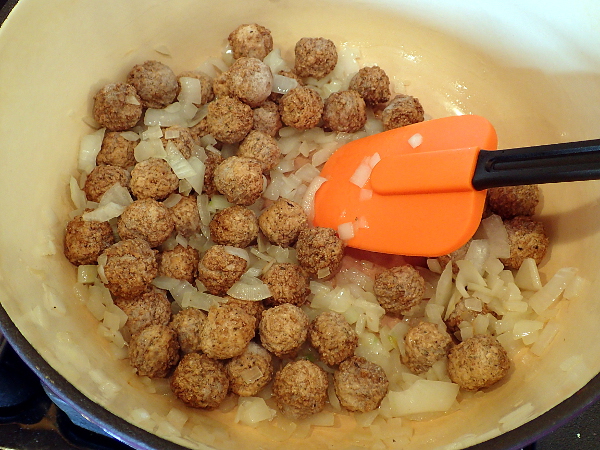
[128,323,180,378]
[237,130,281,172]
[117,199,174,248]
[349,65,391,105]
[487,185,541,219]
[130,158,179,200]
[228,23,274,61]
[296,226,345,277]
[258,198,308,247]
[63,213,114,266]
[170,353,229,409]
[374,264,426,315]
[92,83,143,131]
[279,85,324,130]
[83,164,130,203]
[225,341,274,396]
[157,244,199,283]
[261,262,310,307]
[126,60,178,109]
[209,205,259,248]
[402,321,453,375]
[206,96,253,144]
[197,245,247,295]
[333,356,388,412]
[114,288,171,336]
[199,303,256,359]
[258,303,309,358]
[96,131,137,168]
[322,89,367,133]
[169,307,206,354]
[294,37,338,79]
[381,93,425,130]
[501,215,549,269]
[309,311,358,366]
[213,156,264,205]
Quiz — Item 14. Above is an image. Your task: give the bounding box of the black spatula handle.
[472,139,600,190]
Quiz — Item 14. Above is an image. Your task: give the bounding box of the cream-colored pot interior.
[1,0,600,449]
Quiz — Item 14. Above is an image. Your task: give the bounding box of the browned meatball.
[381,94,425,131]
[402,322,453,375]
[161,125,195,159]
[197,245,247,295]
[118,199,174,248]
[447,334,510,391]
[228,23,274,60]
[177,71,215,106]
[128,324,179,378]
[258,198,308,247]
[261,263,309,307]
[322,90,367,133]
[114,288,171,336]
[170,307,207,354]
[126,60,178,109]
[199,303,256,359]
[374,265,425,315]
[500,216,549,269]
[238,130,281,172]
[101,238,158,299]
[273,360,328,419]
[294,37,338,80]
[259,303,309,358]
[349,66,391,105]
[158,244,200,283]
[309,311,358,366]
[209,205,259,248]
[333,356,388,412]
[296,227,345,277]
[487,185,540,219]
[170,353,229,409]
[96,131,137,168]
[202,150,225,197]
[445,299,499,334]
[93,83,143,132]
[212,72,231,99]
[169,194,201,238]
[213,156,264,206]
[189,117,210,145]
[83,164,130,203]
[130,158,179,200]
[279,86,324,130]
[225,297,265,329]
[64,213,115,266]
[253,100,283,137]
[225,342,274,397]
[227,57,273,108]
[207,97,253,144]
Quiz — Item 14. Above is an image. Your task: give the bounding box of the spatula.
[312,114,600,257]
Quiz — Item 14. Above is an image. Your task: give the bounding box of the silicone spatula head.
[312,115,498,257]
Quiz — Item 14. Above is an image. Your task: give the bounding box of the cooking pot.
[1,0,600,448]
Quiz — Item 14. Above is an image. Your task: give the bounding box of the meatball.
[228,23,274,60]
[445,298,499,334]
[212,72,231,98]
[213,156,264,206]
[225,297,265,329]
[63,213,114,266]
[128,324,179,378]
[227,57,273,108]
[487,185,540,219]
[333,356,388,413]
[83,164,130,203]
[169,194,201,238]
[130,158,179,200]
[96,131,137,168]
[294,37,338,80]
[189,117,210,145]
[273,360,328,419]
[381,94,425,131]
[93,83,143,132]
[126,60,178,109]
[253,100,283,137]
[207,96,253,144]
[161,125,195,159]
[238,130,281,172]
[170,353,229,409]
[114,288,171,336]
[199,303,256,359]
[322,90,367,133]
[261,263,310,307]
[500,216,549,269]
[158,244,200,283]
[177,71,215,106]
[101,238,158,299]
[209,205,259,248]
[402,321,453,375]
[259,303,309,358]
[258,198,308,247]
[202,150,225,197]
[447,334,510,391]
[374,265,425,315]
[279,86,324,130]
[170,307,207,354]
[225,342,274,397]
[309,311,358,366]
[197,245,247,295]
[117,199,175,248]
[296,227,345,277]
[349,66,391,105]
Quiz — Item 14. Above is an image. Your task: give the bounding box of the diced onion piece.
[530,320,560,356]
[349,161,372,188]
[301,176,327,222]
[224,246,250,262]
[145,102,194,127]
[317,267,331,279]
[164,129,181,140]
[512,319,543,339]
[165,142,197,179]
[82,202,126,222]
[78,128,106,174]
[514,258,542,291]
[163,194,183,208]
[235,397,276,426]
[185,156,206,193]
[263,48,289,75]
[311,142,339,167]
[227,275,271,301]
[355,216,369,229]
[240,366,264,384]
[142,125,163,140]
[197,194,210,226]
[481,214,510,259]
[464,239,490,274]
[368,152,381,168]
[338,222,355,241]
[295,163,321,183]
[408,133,423,148]
[99,183,133,208]
[271,74,298,94]
[77,265,98,284]
[388,380,459,416]
[134,138,166,162]
[70,177,87,210]
[564,275,587,300]
[178,77,203,105]
[120,131,140,141]
[359,189,373,201]
[528,267,578,314]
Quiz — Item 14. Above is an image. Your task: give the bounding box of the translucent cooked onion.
[224,246,250,262]
[99,183,133,207]
[185,156,206,193]
[134,138,166,162]
[359,189,373,201]
[78,128,106,174]
[529,267,578,314]
[120,131,140,141]
[271,74,299,94]
[481,214,510,259]
[70,176,87,210]
[177,77,203,105]
[338,222,355,241]
[165,142,197,179]
[82,202,126,222]
[408,133,423,148]
[349,161,372,188]
[301,175,327,222]
[227,277,272,301]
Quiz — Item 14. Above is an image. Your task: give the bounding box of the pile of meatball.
[63,22,549,422]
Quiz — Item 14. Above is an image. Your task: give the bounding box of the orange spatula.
[313,114,600,257]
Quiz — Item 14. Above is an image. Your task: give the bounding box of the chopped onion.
[359,188,373,201]
[98,183,133,208]
[408,133,423,148]
[235,397,276,426]
[77,265,98,284]
[317,267,331,279]
[240,366,264,384]
[224,246,250,262]
[134,138,166,162]
[70,176,87,210]
[528,267,578,314]
[295,163,321,183]
[368,152,381,168]
[227,277,272,301]
[301,175,327,222]
[165,142,197,179]
[142,125,163,140]
[178,77,203,105]
[120,131,140,141]
[78,128,106,174]
[163,194,183,208]
[125,94,141,105]
[349,160,372,188]
[82,202,126,222]
[263,48,289,75]
[388,380,459,416]
[338,222,355,241]
[271,74,299,94]
[185,156,206,193]
[514,258,542,291]
[164,129,181,140]
[311,142,340,167]
[481,214,510,259]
